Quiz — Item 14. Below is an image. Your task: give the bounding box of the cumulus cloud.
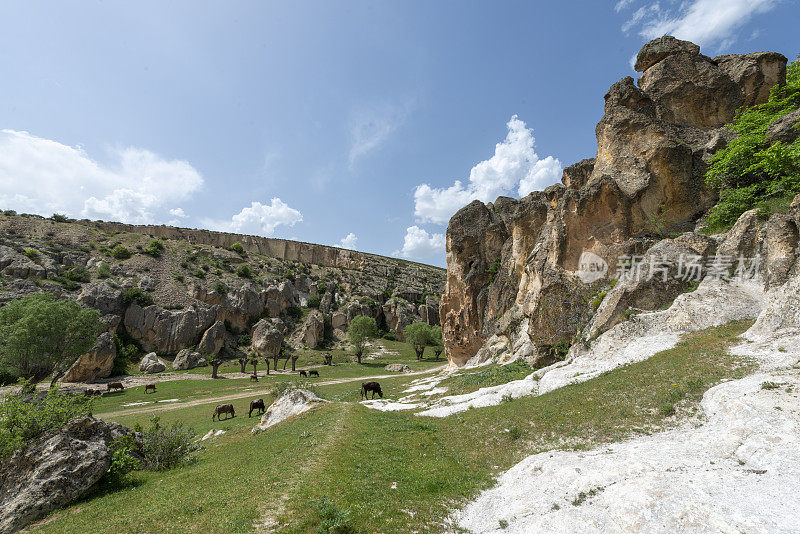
[394,226,445,260]
[204,198,303,236]
[339,232,358,250]
[169,207,188,218]
[620,0,777,49]
[413,115,561,225]
[0,129,203,223]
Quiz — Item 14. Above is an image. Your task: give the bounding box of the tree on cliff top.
[348,316,378,364]
[0,293,101,387]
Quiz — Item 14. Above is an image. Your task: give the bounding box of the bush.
[22,248,39,261]
[237,333,252,346]
[50,213,69,223]
[214,282,228,295]
[112,334,139,375]
[143,240,165,257]
[101,434,140,489]
[307,295,321,308]
[110,244,132,260]
[95,262,112,279]
[3,209,16,216]
[229,242,245,255]
[193,269,206,279]
[304,496,353,534]
[121,287,154,307]
[285,305,303,319]
[236,265,252,279]
[134,416,199,471]
[0,385,94,460]
[382,332,397,341]
[704,59,800,231]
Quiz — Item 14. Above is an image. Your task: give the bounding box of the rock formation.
[0,416,140,534]
[251,388,328,433]
[441,37,787,367]
[139,352,166,374]
[62,332,117,383]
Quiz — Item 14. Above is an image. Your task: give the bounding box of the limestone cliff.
[441,37,788,367]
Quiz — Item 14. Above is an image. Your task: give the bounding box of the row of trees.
[347,315,443,363]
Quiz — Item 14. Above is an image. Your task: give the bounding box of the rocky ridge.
[441,37,790,367]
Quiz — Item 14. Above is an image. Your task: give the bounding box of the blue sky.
[0,1,797,267]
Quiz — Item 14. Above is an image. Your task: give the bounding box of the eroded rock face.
[441,38,788,367]
[124,303,218,355]
[0,416,140,534]
[62,332,117,383]
[292,309,324,349]
[196,320,226,356]
[251,318,284,357]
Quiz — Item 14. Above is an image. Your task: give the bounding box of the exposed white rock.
[252,388,327,433]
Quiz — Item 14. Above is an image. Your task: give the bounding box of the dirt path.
[97,365,447,419]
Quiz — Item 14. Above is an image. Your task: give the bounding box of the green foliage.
[0,384,94,460]
[192,268,206,279]
[3,209,16,216]
[303,496,354,534]
[101,434,140,489]
[348,316,378,362]
[307,295,321,308]
[0,294,100,384]
[22,248,39,261]
[550,338,571,361]
[134,416,199,471]
[110,244,132,260]
[121,287,154,307]
[237,333,252,346]
[229,242,245,255]
[486,257,501,282]
[52,265,91,290]
[236,265,252,278]
[403,322,435,359]
[214,281,228,295]
[143,240,165,257]
[112,334,139,375]
[50,213,70,223]
[705,60,800,231]
[95,262,112,279]
[172,272,184,283]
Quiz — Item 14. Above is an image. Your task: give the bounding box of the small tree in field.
[348,316,378,364]
[209,358,223,379]
[0,293,100,387]
[403,322,432,360]
[431,325,443,360]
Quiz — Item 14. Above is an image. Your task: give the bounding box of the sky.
[0,1,797,267]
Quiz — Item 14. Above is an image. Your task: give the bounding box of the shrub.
[236,265,252,279]
[307,295,321,308]
[22,248,39,261]
[134,416,199,471]
[110,244,132,260]
[173,273,184,283]
[193,269,206,279]
[112,334,139,375]
[95,262,112,279]
[0,385,94,460]
[50,213,69,223]
[121,287,154,307]
[237,333,252,346]
[382,332,397,341]
[214,282,228,295]
[704,59,800,231]
[304,496,353,534]
[285,305,302,319]
[229,242,245,255]
[143,239,165,257]
[101,434,140,489]
[3,209,16,216]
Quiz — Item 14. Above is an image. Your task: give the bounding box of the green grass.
[34,320,755,533]
[437,359,533,397]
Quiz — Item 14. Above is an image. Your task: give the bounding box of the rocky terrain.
[440,36,790,368]
[0,214,444,382]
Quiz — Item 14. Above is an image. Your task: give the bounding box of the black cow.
[309,370,319,377]
[249,398,265,418]
[360,381,383,400]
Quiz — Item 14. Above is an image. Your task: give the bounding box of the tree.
[403,322,432,360]
[348,316,378,364]
[209,358,223,379]
[430,325,444,360]
[0,293,100,387]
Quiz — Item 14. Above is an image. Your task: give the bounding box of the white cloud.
[394,226,445,260]
[169,207,188,218]
[339,232,358,250]
[348,99,412,166]
[615,0,635,12]
[204,198,303,236]
[621,0,777,49]
[413,115,562,225]
[0,129,203,223]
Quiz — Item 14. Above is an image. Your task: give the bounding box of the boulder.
[0,245,45,279]
[251,318,284,357]
[331,311,348,331]
[62,332,117,383]
[766,108,800,146]
[251,388,328,433]
[172,349,206,371]
[293,309,324,349]
[139,352,166,374]
[76,283,124,316]
[634,35,700,72]
[0,416,140,534]
[384,363,412,373]
[196,320,226,356]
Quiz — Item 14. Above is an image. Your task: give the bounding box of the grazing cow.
[144,384,157,394]
[299,370,308,377]
[360,381,383,400]
[212,403,235,421]
[83,388,96,397]
[250,374,259,382]
[249,398,266,418]
[309,370,319,377]
[107,382,124,393]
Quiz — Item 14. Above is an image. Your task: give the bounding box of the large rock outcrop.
[251,388,328,433]
[62,332,117,383]
[441,38,787,367]
[0,416,140,534]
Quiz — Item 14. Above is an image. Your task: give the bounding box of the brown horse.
[212,404,235,421]
[249,398,265,418]
[144,384,157,394]
[250,374,259,382]
[107,382,124,393]
[360,381,383,400]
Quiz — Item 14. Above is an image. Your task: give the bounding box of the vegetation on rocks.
[705,59,800,232]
